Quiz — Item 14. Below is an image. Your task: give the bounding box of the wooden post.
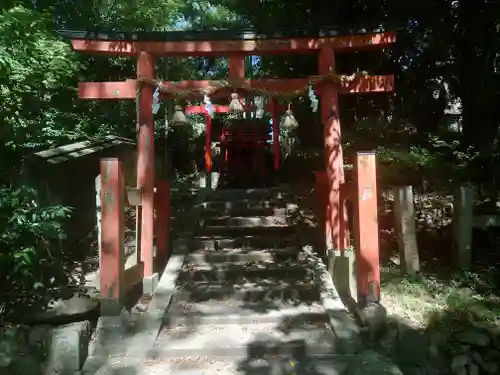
[393,186,420,275]
[314,171,327,255]
[95,175,102,268]
[155,180,170,266]
[271,98,280,170]
[205,112,212,173]
[137,51,156,281]
[453,185,474,270]
[99,158,125,316]
[353,151,380,306]
[318,45,342,252]
[339,182,353,252]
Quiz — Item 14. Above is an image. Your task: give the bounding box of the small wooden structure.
[219,118,270,185]
[27,136,137,254]
[59,27,396,310]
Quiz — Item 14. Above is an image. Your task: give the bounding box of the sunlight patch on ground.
[381,266,500,328]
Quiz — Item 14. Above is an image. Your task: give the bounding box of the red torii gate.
[60,29,395,310]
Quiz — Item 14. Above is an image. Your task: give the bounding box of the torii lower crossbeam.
[77,76,394,100]
[78,76,394,176]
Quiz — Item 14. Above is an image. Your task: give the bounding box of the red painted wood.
[205,112,212,172]
[155,180,170,265]
[224,56,247,175]
[353,151,380,304]
[77,76,395,100]
[271,98,280,170]
[339,185,352,251]
[99,158,125,300]
[137,51,155,277]
[124,263,145,288]
[229,55,246,79]
[70,32,396,57]
[314,171,329,253]
[185,103,286,115]
[316,171,351,253]
[319,45,342,253]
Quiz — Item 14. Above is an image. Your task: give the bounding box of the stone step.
[172,277,319,305]
[199,206,283,218]
[153,321,340,358]
[191,233,299,250]
[205,187,293,202]
[198,200,299,212]
[201,215,289,228]
[197,224,297,237]
[187,247,298,264]
[140,355,351,375]
[178,262,307,283]
[166,295,326,325]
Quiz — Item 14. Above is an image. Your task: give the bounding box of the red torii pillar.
[319,45,342,254]
[318,45,381,306]
[137,52,158,293]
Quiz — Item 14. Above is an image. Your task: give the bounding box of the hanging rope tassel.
[280,103,299,130]
[171,104,188,127]
[228,92,244,114]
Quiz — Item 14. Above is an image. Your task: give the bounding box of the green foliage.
[0,6,80,314]
[342,119,478,189]
[0,6,83,152]
[378,134,477,189]
[0,186,71,315]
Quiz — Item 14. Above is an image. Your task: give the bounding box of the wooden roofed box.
[23,136,145,256]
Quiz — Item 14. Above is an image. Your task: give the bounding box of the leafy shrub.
[0,6,83,316]
[0,186,71,316]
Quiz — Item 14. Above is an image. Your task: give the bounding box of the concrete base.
[0,321,90,375]
[143,273,159,295]
[332,250,357,304]
[301,246,361,354]
[47,321,91,373]
[100,297,124,317]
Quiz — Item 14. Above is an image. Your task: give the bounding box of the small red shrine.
[58,28,395,311]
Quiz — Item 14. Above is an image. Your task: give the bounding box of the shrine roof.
[32,136,135,165]
[55,27,389,42]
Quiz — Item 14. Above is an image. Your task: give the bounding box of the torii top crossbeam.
[57,28,396,56]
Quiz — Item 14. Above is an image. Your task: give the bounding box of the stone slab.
[198,200,299,212]
[153,322,339,358]
[143,273,159,295]
[137,355,352,375]
[191,233,299,250]
[301,246,361,354]
[204,187,293,201]
[89,241,188,375]
[166,302,327,325]
[187,247,298,264]
[198,224,297,237]
[203,215,290,227]
[46,321,91,373]
[172,279,319,303]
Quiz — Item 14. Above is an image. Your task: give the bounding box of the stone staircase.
[141,187,358,374]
